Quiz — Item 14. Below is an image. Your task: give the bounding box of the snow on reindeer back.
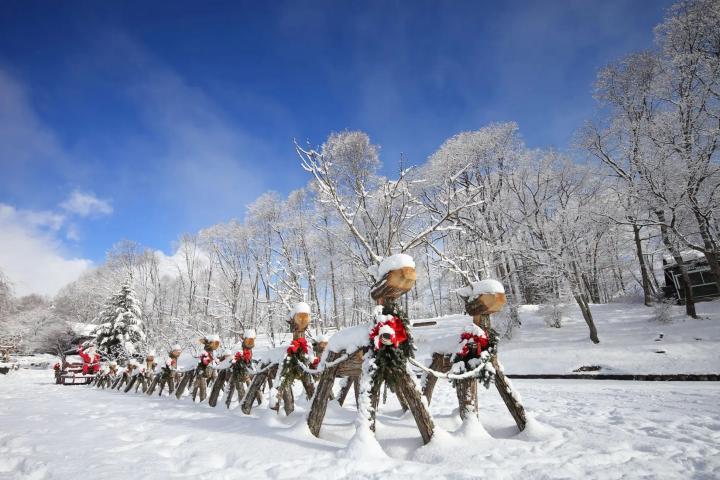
[368,253,416,280]
[456,279,505,301]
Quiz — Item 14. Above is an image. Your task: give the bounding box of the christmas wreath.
[279,337,310,391]
[367,302,414,389]
[450,325,497,388]
[231,348,253,380]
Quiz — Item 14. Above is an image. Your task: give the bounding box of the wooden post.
[208,369,228,407]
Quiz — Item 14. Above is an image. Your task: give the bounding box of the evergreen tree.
[92,282,145,361]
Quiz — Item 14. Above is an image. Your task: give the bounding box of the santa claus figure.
[77,346,101,374]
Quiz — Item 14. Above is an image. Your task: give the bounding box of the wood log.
[146,375,159,395]
[225,378,237,408]
[301,374,315,400]
[111,375,122,390]
[124,375,137,393]
[370,267,417,302]
[175,370,195,399]
[241,366,274,414]
[335,351,363,377]
[307,351,342,437]
[422,353,451,404]
[208,369,228,407]
[394,370,435,445]
[337,376,354,406]
[474,313,527,431]
[465,293,506,316]
[282,387,294,415]
[455,377,478,420]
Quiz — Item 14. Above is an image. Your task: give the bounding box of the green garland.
[370,302,415,390]
[450,327,498,389]
[279,348,308,393]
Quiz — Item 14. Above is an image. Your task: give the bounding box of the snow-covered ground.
[1,368,719,479]
[1,301,719,479]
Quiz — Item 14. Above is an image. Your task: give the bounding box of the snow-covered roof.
[663,250,705,267]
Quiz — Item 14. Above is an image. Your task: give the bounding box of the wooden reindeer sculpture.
[95,361,119,389]
[307,255,435,445]
[147,345,182,396]
[189,335,221,402]
[241,303,315,416]
[115,360,139,390]
[127,352,157,393]
[209,330,260,408]
[422,280,527,430]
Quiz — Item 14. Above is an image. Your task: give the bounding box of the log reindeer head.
[241,329,256,350]
[289,302,311,339]
[200,335,221,352]
[370,254,417,304]
[458,280,507,316]
[169,344,182,359]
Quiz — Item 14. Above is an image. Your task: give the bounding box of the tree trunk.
[656,210,697,318]
[632,223,655,306]
[574,293,600,344]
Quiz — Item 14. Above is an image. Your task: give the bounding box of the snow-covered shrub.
[653,297,675,324]
[540,300,565,328]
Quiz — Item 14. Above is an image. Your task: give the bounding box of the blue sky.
[0,0,674,295]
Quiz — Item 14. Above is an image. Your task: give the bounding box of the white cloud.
[60,190,113,217]
[0,204,92,297]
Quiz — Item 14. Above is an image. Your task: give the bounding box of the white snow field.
[1,300,719,479]
[1,370,719,479]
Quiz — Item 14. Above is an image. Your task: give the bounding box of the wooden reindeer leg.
[225,378,236,408]
[124,375,137,393]
[455,378,478,420]
[197,375,208,402]
[301,374,315,400]
[147,375,159,395]
[209,370,227,407]
[394,370,435,444]
[167,375,175,394]
[475,312,527,431]
[368,378,382,433]
[282,387,295,416]
[423,353,450,405]
[157,378,165,396]
[175,371,194,399]
[241,369,270,414]
[307,351,342,437]
[337,377,353,406]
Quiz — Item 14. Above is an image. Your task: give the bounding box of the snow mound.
[326,323,372,353]
[369,253,415,280]
[456,279,505,299]
[291,302,311,317]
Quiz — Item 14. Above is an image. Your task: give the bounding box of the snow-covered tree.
[92,282,146,361]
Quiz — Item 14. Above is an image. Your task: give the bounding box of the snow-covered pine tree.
[92,282,145,361]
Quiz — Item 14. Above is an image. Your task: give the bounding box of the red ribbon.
[287,337,308,356]
[369,316,408,350]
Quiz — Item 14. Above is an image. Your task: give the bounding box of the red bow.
[369,316,408,350]
[234,348,252,363]
[200,351,214,366]
[287,337,308,356]
[457,330,489,357]
[311,357,320,369]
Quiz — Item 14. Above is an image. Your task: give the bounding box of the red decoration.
[311,357,320,369]
[457,329,489,358]
[287,337,308,356]
[200,350,214,366]
[369,316,408,350]
[234,348,253,364]
[53,362,61,370]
